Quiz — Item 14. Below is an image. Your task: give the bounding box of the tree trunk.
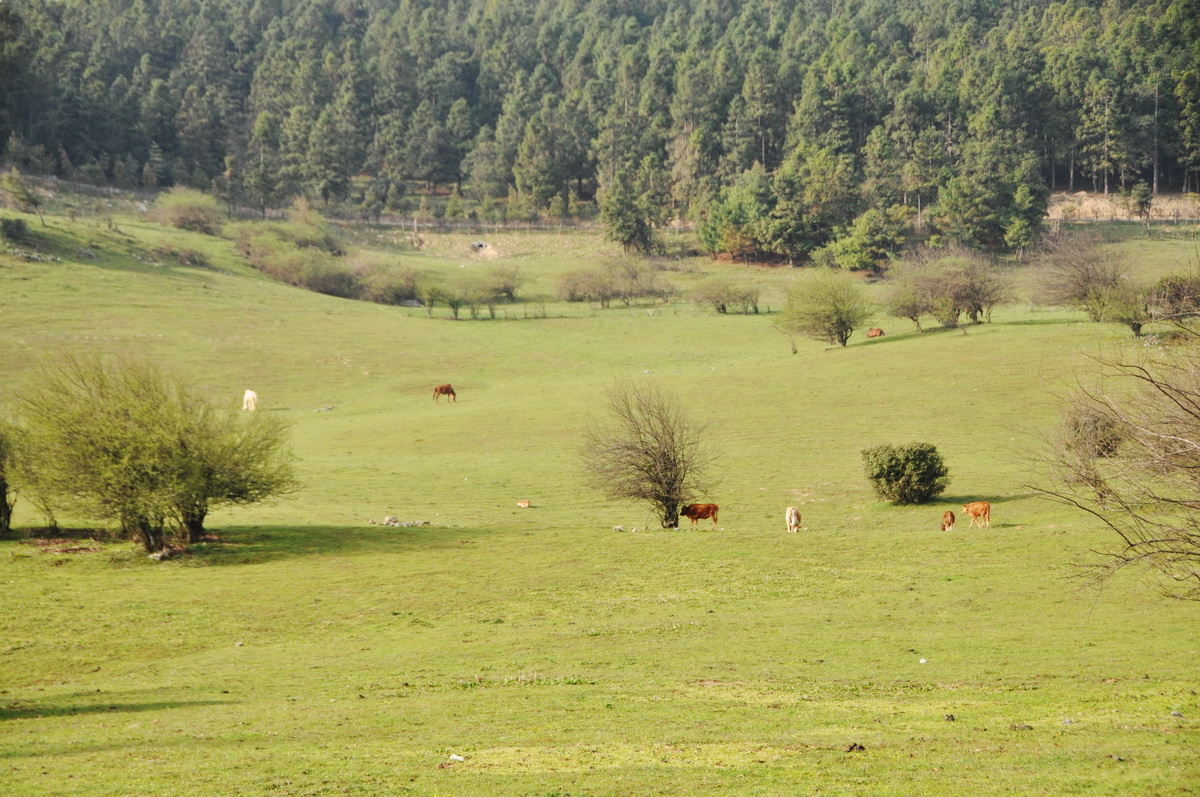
[180,507,207,544]
[139,522,166,553]
[0,477,13,538]
[1153,82,1160,195]
[127,514,166,552]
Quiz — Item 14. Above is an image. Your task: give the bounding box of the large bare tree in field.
[583,380,716,529]
[1037,353,1200,600]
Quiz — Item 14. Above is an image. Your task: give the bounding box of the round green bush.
[861,442,950,504]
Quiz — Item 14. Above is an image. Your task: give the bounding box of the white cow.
[786,506,802,533]
[242,389,258,411]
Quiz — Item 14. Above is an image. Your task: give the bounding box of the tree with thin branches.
[1035,353,1200,600]
[1,167,45,226]
[582,380,716,529]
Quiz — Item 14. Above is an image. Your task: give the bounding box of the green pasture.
[1,208,1197,795]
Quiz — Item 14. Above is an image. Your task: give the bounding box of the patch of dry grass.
[1048,191,1200,221]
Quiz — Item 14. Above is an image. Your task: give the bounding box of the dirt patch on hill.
[25,538,102,555]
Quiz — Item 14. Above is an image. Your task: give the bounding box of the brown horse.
[433,384,456,403]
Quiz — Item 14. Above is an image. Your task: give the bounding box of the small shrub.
[151,245,210,269]
[154,188,223,234]
[1151,271,1200,322]
[1,216,28,241]
[1063,405,1122,458]
[861,442,950,504]
[356,264,421,305]
[692,278,761,314]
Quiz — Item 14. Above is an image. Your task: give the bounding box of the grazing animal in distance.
[242,389,258,411]
[516,500,531,508]
[680,503,719,529]
[786,506,802,533]
[940,510,955,531]
[433,384,456,403]
[962,501,991,529]
[866,328,885,338]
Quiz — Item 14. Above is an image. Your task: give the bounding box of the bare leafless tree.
[582,380,716,528]
[885,247,1011,331]
[1036,232,1127,321]
[1035,353,1200,599]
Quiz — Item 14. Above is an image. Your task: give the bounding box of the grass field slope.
[1,206,1198,795]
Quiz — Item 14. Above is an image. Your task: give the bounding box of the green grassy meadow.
[1,207,1198,795]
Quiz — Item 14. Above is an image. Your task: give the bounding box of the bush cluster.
[558,261,676,308]
[886,248,1011,330]
[691,278,761,314]
[153,187,223,234]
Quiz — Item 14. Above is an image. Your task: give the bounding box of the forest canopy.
[2,0,1197,254]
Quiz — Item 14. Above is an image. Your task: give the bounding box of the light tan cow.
[962,501,991,529]
[940,510,955,531]
[786,506,802,533]
[242,389,258,411]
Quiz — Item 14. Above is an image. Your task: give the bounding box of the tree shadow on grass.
[939,492,1037,507]
[0,692,235,723]
[187,523,490,567]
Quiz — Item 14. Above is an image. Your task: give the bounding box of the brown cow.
[866,328,885,338]
[940,510,955,532]
[962,501,991,529]
[433,384,456,403]
[680,503,719,529]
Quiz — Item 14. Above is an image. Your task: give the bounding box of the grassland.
[1,203,1198,795]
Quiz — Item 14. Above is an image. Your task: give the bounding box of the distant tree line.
[2,0,1199,259]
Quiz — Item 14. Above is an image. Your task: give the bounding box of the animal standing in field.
[680,503,719,529]
[786,506,802,533]
[940,510,955,531]
[433,384,456,403]
[516,500,531,508]
[242,389,258,411]
[866,328,885,338]
[962,501,991,529]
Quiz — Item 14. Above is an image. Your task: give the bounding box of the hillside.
[1,207,1198,794]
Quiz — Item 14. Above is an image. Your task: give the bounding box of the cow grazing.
[962,501,991,529]
[866,327,885,338]
[516,500,531,508]
[786,506,802,533]
[680,503,719,529]
[940,510,955,532]
[242,389,258,411]
[433,384,456,403]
